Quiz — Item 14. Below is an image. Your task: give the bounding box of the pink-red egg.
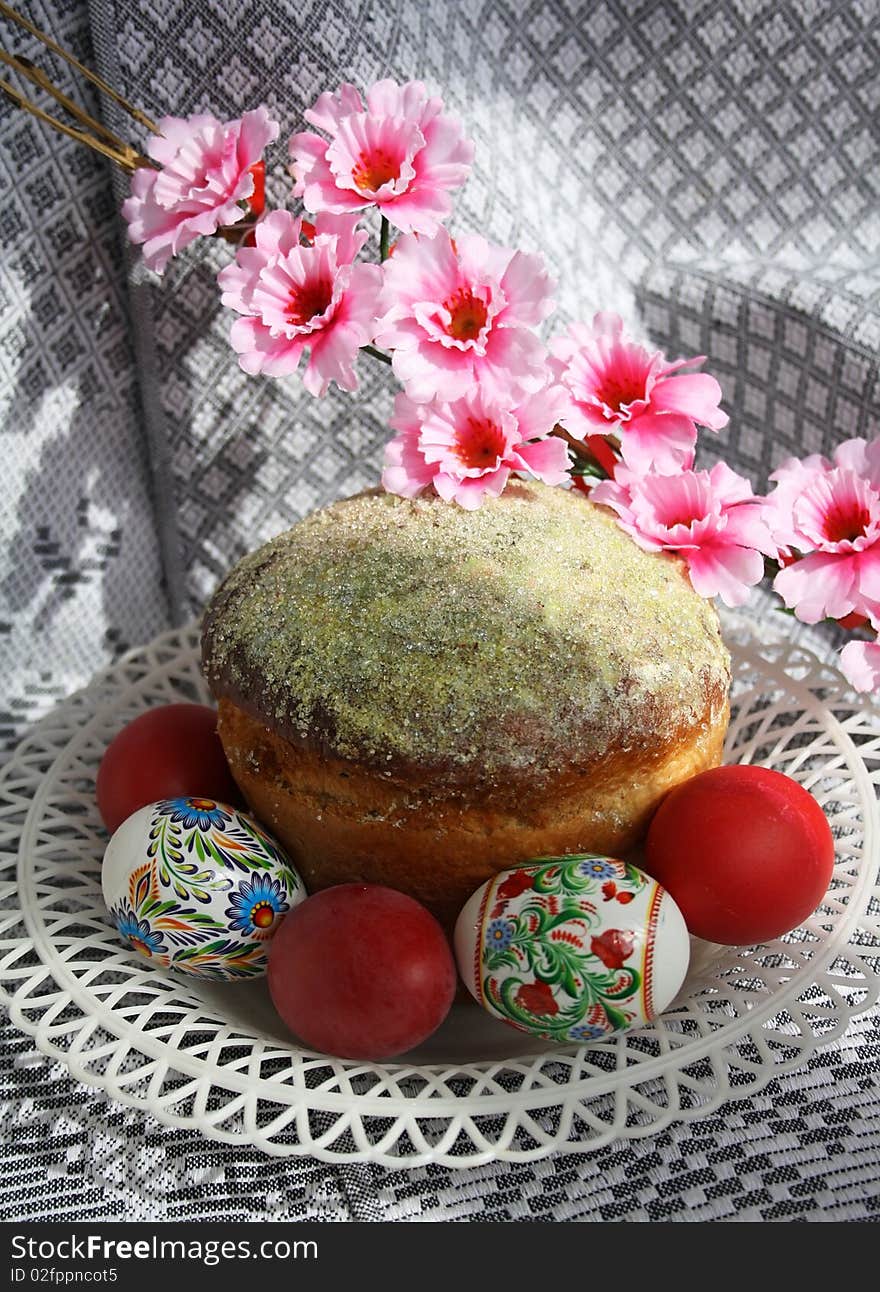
[268,884,457,1060]
[644,764,835,945]
[96,703,242,833]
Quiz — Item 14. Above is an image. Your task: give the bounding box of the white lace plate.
[1,616,878,1167]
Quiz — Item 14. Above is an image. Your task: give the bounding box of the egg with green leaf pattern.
[454,855,690,1044]
[101,798,304,979]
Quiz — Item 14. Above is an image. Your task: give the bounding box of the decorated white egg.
[101,797,305,980]
[454,854,690,1044]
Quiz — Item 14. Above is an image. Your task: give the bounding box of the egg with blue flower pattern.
[454,854,690,1044]
[101,798,305,979]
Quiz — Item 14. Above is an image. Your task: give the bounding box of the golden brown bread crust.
[217,693,729,934]
[202,482,732,929]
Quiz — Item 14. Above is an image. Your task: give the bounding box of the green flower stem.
[380,215,391,262]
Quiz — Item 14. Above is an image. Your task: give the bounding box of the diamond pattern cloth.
[0,2,169,754]
[1,0,879,1221]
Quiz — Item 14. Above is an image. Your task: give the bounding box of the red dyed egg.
[644,764,835,945]
[268,884,457,1060]
[96,703,241,833]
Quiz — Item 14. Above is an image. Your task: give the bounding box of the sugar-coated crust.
[202,482,731,790]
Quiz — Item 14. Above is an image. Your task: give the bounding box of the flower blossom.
[514,980,558,1017]
[374,229,554,403]
[592,461,774,607]
[122,107,279,274]
[217,209,382,395]
[766,437,880,624]
[290,79,474,236]
[550,313,728,473]
[590,929,635,971]
[382,384,570,510]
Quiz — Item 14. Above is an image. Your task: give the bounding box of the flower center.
[662,508,701,529]
[456,416,506,470]
[822,500,871,544]
[130,937,152,958]
[598,372,645,416]
[444,289,488,343]
[287,276,334,326]
[251,902,275,929]
[351,149,400,192]
[188,797,217,810]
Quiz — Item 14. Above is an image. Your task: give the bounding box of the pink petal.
[854,546,880,605]
[378,186,453,236]
[832,437,870,474]
[721,503,777,557]
[512,435,571,485]
[237,106,280,166]
[147,113,219,165]
[229,317,303,377]
[304,84,364,134]
[618,411,697,473]
[592,312,624,338]
[304,325,358,395]
[376,230,459,316]
[556,398,617,440]
[706,461,754,506]
[382,419,437,500]
[366,78,422,118]
[417,111,475,186]
[498,248,555,327]
[391,341,473,402]
[839,639,880,692]
[456,234,513,286]
[865,438,880,491]
[480,325,548,400]
[659,353,706,377]
[773,551,859,623]
[650,372,728,430]
[389,392,428,438]
[312,210,369,267]
[685,543,764,607]
[589,478,631,516]
[512,384,569,441]
[435,467,510,509]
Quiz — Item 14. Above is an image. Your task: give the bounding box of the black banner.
[0,1218,852,1281]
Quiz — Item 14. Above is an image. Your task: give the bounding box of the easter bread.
[201,482,731,932]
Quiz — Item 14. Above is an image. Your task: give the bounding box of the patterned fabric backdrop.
[1,0,879,1221]
[0,0,168,756]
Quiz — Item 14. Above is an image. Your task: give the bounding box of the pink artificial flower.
[122,108,279,274]
[550,313,728,472]
[217,209,382,395]
[374,229,554,402]
[592,462,774,607]
[839,635,880,692]
[381,384,571,509]
[760,453,830,556]
[290,80,474,236]
[771,464,880,623]
[763,437,880,549]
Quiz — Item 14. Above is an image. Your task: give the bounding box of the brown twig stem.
[0,75,147,171]
[0,49,148,168]
[550,422,591,459]
[362,344,393,366]
[0,0,160,134]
